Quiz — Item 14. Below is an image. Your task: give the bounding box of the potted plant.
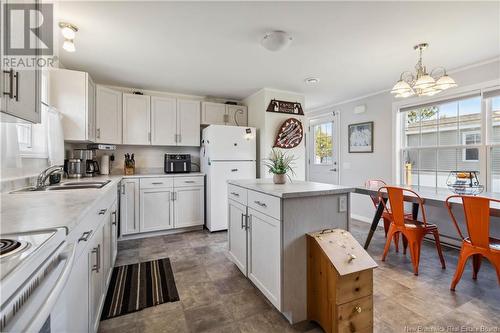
[263,148,296,184]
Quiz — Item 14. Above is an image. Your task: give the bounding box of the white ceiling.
[55,1,500,110]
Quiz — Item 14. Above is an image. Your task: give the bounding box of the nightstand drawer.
[248,190,280,220]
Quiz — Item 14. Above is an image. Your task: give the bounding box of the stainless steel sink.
[10,180,111,193]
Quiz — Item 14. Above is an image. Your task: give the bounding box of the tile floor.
[98,220,500,333]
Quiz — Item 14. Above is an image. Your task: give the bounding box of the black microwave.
[165,154,191,173]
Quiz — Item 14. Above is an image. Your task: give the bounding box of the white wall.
[244,88,306,180]
[308,58,500,222]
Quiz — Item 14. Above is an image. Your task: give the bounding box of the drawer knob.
[354,306,362,313]
[347,253,357,263]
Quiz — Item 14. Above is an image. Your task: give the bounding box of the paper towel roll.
[101,155,110,175]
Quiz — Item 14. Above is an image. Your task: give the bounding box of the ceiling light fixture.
[261,31,293,52]
[391,43,457,98]
[304,77,320,85]
[59,22,78,52]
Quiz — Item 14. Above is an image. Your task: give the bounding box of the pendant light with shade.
[391,43,457,98]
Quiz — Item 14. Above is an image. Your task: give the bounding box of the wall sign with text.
[266,99,304,115]
[273,118,303,149]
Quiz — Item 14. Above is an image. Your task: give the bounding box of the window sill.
[20,152,49,159]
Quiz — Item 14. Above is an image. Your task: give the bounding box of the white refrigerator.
[201,125,256,231]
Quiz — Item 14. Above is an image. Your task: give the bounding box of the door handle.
[92,244,100,272]
[13,71,19,101]
[98,208,107,215]
[241,213,245,229]
[111,211,117,225]
[330,168,337,172]
[246,214,251,230]
[78,230,93,242]
[3,69,13,99]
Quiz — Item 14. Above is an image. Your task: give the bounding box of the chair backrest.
[445,195,500,248]
[378,186,427,228]
[365,179,387,208]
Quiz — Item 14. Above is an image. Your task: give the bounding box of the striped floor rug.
[101,258,179,320]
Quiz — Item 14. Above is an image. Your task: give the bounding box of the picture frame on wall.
[348,121,374,153]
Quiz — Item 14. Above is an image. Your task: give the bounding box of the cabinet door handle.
[13,71,19,101]
[3,69,13,99]
[184,180,195,183]
[78,230,93,242]
[254,200,267,208]
[230,192,240,197]
[98,208,107,215]
[111,211,117,225]
[96,128,101,139]
[231,169,238,172]
[246,214,251,230]
[151,182,163,185]
[92,244,100,272]
[121,184,125,195]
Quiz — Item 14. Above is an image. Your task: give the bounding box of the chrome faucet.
[35,165,64,189]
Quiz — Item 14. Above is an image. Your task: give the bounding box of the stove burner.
[0,239,28,258]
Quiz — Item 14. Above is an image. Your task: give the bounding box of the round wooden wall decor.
[273,117,303,149]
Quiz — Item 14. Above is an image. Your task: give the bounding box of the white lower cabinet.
[89,225,104,333]
[247,208,281,308]
[228,189,281,310]
[120,175,205,237]
[228,199,248,274]
[174,187,204,228]
[140,188,174,232]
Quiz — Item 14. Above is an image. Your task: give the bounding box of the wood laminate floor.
[98,220,500,333]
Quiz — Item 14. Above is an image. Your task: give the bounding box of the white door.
[228,199,247,275]
[202,102,226,125]
[88,225,104,333]
[120,179,140,235]
[226,105,248,126]
[123,93,151,145]
[308,114,339,184]
[87,77,96,142]
[151,96,177,146]
[177,99,200,146]
[140,188,173,232]
[174,186,204,228]
[247,208,281,309]
[96,85,122,144]
[204,126,256,161]
[206,161,256,231]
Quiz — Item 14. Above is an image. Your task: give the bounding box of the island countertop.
[228,179,354,199]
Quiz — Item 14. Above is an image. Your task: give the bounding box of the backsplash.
[65,143,201,174]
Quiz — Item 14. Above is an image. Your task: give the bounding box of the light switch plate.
[339,195,347,212]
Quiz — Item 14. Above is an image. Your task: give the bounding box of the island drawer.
[140,177,174,189]
[174,176,204,188]
[248,190,280,220]
[228,184,247,205]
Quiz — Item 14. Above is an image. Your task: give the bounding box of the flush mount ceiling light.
[261,31,293,52]
[391,43,457,98]
[304,77,320,85]
[59,22,78,52]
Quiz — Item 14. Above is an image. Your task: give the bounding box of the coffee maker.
[74,149,100,177]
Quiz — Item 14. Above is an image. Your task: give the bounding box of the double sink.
[11,180,111,193]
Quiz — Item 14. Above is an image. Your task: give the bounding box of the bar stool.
[445,195,500,291]
[365,180,413,252]
[379,186,446,275]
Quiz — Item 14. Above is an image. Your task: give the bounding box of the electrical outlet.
[339,196,347,212]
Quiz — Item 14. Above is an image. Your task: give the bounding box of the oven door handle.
[23,242,77,333]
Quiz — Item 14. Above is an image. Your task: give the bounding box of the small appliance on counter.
[165,154,191,173]
[74,149,100,177]
[64,158,83,178]
[100,155,110,175]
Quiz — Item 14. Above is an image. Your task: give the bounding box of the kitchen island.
[227,179,354,324]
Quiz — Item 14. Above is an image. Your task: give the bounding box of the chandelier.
[391,43,457,98]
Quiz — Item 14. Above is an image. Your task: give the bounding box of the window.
[486,92,500,192]
[400,95,483,188]
[313,122,333,164]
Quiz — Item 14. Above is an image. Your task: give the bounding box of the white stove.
[0,228,75,332]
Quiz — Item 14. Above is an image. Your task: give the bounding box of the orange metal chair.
[379,186,446,275]
[445,195,500,291]
[365,180,413,252]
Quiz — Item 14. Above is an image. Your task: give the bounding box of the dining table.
[354,185,500,249]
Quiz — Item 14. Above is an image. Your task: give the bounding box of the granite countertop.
[0,171,205,235]
[228,179,354,199]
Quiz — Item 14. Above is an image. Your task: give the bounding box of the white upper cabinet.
[177,99,200,146]
[226,104,248,126]
[201,102,247,126]
[123,93,151,145]
[96,86,122,144]
[201,102,226,125]
[49,69,96,141]
[151,96,177,146]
